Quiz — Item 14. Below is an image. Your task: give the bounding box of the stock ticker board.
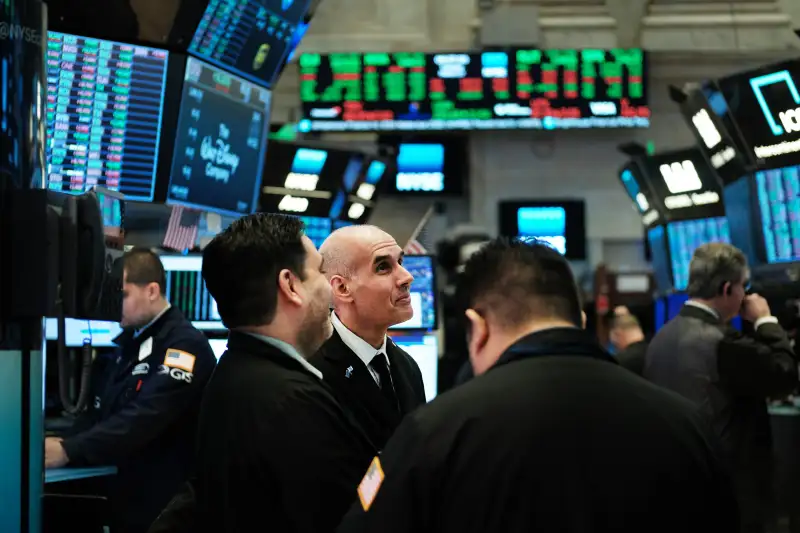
[45,32,169,201]
[298,49,649,132]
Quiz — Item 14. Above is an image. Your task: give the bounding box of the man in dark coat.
[607,311,649,375]
[310,225,426,450]
[645,243,798,533]
[148,214,376,533]
[338,238,740,533]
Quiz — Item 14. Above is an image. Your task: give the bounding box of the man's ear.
[147,282,161,302]
[277,269,303,307]
[330,275,354,303]
[465,308,488,362]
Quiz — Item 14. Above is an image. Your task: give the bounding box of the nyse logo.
[750,70,800,136]
[692,109,722,149]
[659,160,703,194]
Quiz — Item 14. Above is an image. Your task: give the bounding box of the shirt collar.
[243,332,323,380]
[331,312,388,369]
[684,300,721,320]
[133,303,172,339]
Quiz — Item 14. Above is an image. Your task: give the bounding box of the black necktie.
[370,353,399,411]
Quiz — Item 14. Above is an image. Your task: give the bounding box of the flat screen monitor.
[44,318,122,347]
[160,255,225,331]
[300,215,332,249]
[666,217,730,291]
[395,143,445,193]
[618,163,662,227]
[724,177,762,266]
[390,255,438,331]
[207,338,228,360]
[298,49,649,132]
[168,57,271,217]
[755,165,800,264]
[717,59,800,171]
[636,148,725,222]
[498,200,586,260]
[188,0,312,88]
[45,32,169,201]
[388,333,438,402]
[648,225,672,293]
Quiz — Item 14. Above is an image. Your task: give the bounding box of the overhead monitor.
[260,145,340,217]
[717,59,800,171]
[722,177,762,267]
[160,254,225,331]
[678,83,749,185]
[298,49,649,132]
[647,225,672,294]
[45,32,169,201]
[666,217,730,291]
[498,200,586,260]
[335,157,391,224]
[390,255,438,331]
[755,165,800,264]
[635,148,725,222]
[618,162,662,227]
[188,0,312,88]
[44,318,122,347]
[387,333,438,402]
[168,57,271,217]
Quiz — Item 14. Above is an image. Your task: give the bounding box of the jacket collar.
[113,305,182,346]
[491,327,616,372]
[330,312,389,370]
[679,302,723,326]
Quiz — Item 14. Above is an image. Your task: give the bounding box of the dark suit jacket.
[148,331,377,533]
[615,339,649,376]
[310,330,427,451]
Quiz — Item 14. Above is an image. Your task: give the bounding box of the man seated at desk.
[44,248,216,533]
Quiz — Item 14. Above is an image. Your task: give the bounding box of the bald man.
[310,225,427,450]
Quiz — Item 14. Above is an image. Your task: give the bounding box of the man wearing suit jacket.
[310,225,427,450]
[148,214,376,533]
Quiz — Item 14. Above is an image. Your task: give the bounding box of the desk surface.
[45,466,117,484]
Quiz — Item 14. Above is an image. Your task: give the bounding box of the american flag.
[404,239,427,255]
[163,205,199,253]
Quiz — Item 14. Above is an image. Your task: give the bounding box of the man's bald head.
[319,225,395,279]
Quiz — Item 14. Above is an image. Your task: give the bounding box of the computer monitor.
[188,0,311,88]
[390,255,438,331]
[160,254,225,331]
[498,200,587,260]
[755,165,800,264]
[45,32,170,201]
[44,318,122,347]
[168,57,271,217]
[666,217,730,291]
[207,338,228,361]
[300,216,332,249]
[388,333,438,402]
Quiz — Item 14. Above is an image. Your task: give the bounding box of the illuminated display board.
[755,165,800,264]
[618,162,662,227]
[45,32,169,200]
[667,217,730,291]
[298,49,649,132]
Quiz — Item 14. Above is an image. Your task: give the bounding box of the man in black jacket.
[149,214,376,533]
[310,225,426,450]
[644,243,798,533]
[44,248,216,533]
[338,238,739,533]
[607,311,648,375]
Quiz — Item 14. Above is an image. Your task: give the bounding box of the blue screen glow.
[390,256,437,330]
[396,143,445,192]
[366,160,386,185]
[300,216,332,248]
[755,165,800,264]
[666,217,730,291]
[291,148,327,174]
[648,226,672,293]
[517,206,567,254]
[342,156,362,192]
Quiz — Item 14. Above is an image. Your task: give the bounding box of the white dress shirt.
[684,300,778,329]
[331,312,389,387]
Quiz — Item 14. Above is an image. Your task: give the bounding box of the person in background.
[310,225,426,450]
[44,248,216,533]
[607,312,648,375]
[645,243,798,533]
[338,238,738,533]
[149,214,375,533]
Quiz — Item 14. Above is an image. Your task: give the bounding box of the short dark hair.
[124,248,166,295]
[455,238,582,330]
[202,213,307,329]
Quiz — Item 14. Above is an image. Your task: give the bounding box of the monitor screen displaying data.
[388,333,439,401]
[755,165,800,264]
[168,57,271,217]
[161,255,224,330]
[299,49,649,132]
[300,216,332,248]
[189,0,311,88]
[666,217,730,291]
[44,318,122,347]
[517,206,567,254]
[45,32,169,200]
[391,255,437,331]
[395,143,445,192]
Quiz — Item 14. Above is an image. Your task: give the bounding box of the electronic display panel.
[300,215,332,249]
[755,165,800,264]
[498,200,586,260]
[188,0,311,88]
[666,217,730,291]
[618,162,662,227]
[387,333,438,401]
[298,49,649,132]
[161,255,225,331]
[717,59,800,170]
[648,225,672,294]
[45,32,169,200]
[44,318,122,347]
[390,255,438,331]
[395,143,445,193]
[168,57,271,217]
